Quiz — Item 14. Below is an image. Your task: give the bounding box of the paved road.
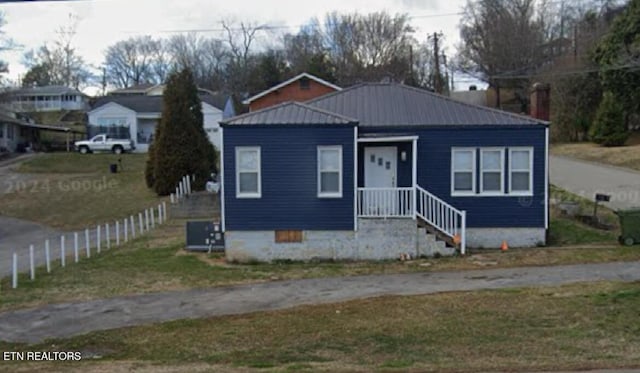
[1,260,639,343]
[550,155,640,210]
[0,155,107,278]
[0,154,38,195]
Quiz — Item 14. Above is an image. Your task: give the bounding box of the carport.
[17,122,81,152]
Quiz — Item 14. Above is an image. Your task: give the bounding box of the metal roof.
[108,83,158,95]
[220,101,358,126]
[307,83,546,126]
[92,93,228,113]
[242,72,342,104]
[9,85,86,97]
[0,112,71,132]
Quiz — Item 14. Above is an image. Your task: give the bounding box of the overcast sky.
[1,0,477,93]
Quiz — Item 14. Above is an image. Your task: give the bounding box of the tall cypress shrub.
[146,68,217,195]
[589,91,628,147]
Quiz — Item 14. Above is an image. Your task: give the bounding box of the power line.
[139,11,466,35]
[491,62,640,80]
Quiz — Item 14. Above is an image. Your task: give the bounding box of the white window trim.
[479,148,505,195]
[235,146,261,198]
[451,147,476,196]
[317,145,343,198]
[509,147,534,196]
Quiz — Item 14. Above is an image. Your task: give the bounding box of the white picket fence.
[170,175,193,204]
[9,201,168,289]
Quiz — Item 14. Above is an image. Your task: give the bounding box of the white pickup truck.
[74,134,135,154]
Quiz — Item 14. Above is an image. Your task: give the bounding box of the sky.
[0,0,477,94]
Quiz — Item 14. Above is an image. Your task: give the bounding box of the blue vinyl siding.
[357,142,412,188]
[224,125,355,230]
[359,126,546,228]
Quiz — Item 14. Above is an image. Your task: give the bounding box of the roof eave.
[242,72,342,104]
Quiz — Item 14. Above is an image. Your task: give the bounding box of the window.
[451,148,475,195]
[7,123,14,140]
[480,149,504,194]
[97,117,128,127]
[299,78,310,90]
[509,148,533,195]
[318,146,342,197]
[0,123,4,138]
[236,147,261,198]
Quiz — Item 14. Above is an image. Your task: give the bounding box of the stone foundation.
[225,218,454,262]
[224,220,545,262]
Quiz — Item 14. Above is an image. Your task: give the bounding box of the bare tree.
[0,10,17,81]
[103,35,166,88]
[22,14,91,89]
[222,20,266,92]
[319,12,416,85]
[457,0,547,109]
[166,33,229,91]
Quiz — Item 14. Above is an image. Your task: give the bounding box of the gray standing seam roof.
[10,85,86,96]
[306,83,546,126]
[92,94,228,113]
[220,101,358,125]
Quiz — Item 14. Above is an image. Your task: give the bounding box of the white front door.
[363,146,398,216]
[364,146,397,187]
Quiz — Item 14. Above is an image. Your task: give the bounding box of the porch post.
[353,126,358,231]
[412,138,417,220]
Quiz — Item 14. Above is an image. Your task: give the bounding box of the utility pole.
[101,67,107,96]
[433,32,441,94]
[442,53,449,94]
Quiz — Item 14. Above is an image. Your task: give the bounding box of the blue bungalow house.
[219,83,549,262]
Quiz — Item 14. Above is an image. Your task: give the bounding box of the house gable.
[243,73,341,112]
[88,102,137,118]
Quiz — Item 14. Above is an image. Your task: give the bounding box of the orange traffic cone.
[500,240,509,252]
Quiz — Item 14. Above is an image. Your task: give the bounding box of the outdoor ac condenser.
[185,221,225,252]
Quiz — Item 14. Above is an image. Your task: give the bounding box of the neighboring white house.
[4,85,89,112]
[88,93,227,153]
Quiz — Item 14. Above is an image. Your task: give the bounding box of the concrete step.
[170,192,220,219]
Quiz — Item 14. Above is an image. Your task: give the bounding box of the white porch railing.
[357,187,414,218]
[356,186,467,254]
[415,186,466,254]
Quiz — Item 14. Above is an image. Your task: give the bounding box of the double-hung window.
[451,148,475,195]
[509,148,533,195]
[480,148,504,194]
[318,146,342,197]
[236,147,261,198]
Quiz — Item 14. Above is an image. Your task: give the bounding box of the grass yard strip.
[0,153,163,230]
[2,218,640,312]
[551,140,640,173]
[548,184,619,245]
[2,281,639,372]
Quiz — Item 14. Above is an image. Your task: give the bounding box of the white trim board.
[357,136,419,143]
[242,72,342,104]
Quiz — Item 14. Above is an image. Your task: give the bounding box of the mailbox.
[185,221,225,252]
[595,193,611,202]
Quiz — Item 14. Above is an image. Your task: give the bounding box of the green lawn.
[0,153,163,230]
[551,139,640,172]
[2,217,639,313]
[2,281,640,372]
[548,184,619,245]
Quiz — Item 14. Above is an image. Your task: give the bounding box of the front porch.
[356,134,467,253]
